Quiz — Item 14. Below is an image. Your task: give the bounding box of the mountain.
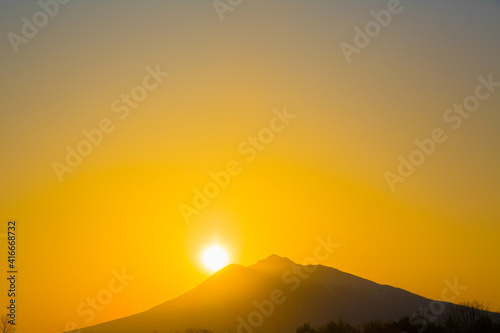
[72,255,487,333]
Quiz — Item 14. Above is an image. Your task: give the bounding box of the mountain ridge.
[73,255,497,333]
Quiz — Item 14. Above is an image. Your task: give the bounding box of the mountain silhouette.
[72,255,487,333]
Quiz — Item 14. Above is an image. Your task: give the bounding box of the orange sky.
[1,1,500,332]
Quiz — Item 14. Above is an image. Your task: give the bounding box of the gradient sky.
[1,1,500,332]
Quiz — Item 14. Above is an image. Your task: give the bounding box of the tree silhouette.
[317,320,357,333]
[296,322,317,333]
[295,301,500,333]
[0,316,15,333]
[444,300,493,332]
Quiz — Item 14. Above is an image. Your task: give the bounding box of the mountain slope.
[74,255,455,333]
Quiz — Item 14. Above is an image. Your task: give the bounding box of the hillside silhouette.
[74,255,499,333]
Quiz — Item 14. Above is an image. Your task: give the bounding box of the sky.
[1,0,500,332]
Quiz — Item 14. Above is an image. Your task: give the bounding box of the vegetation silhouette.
[295,301,500,333]
[171,301,500,333]
[0,315,15,333]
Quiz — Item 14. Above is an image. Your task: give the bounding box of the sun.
[201,245,229,272]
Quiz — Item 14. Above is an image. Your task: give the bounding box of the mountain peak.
[248,254,295,274]
[81,254,489,333]
[262,254,296,264]
[201,263,249,285]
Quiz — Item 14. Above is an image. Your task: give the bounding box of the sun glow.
[201,245,229,272]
